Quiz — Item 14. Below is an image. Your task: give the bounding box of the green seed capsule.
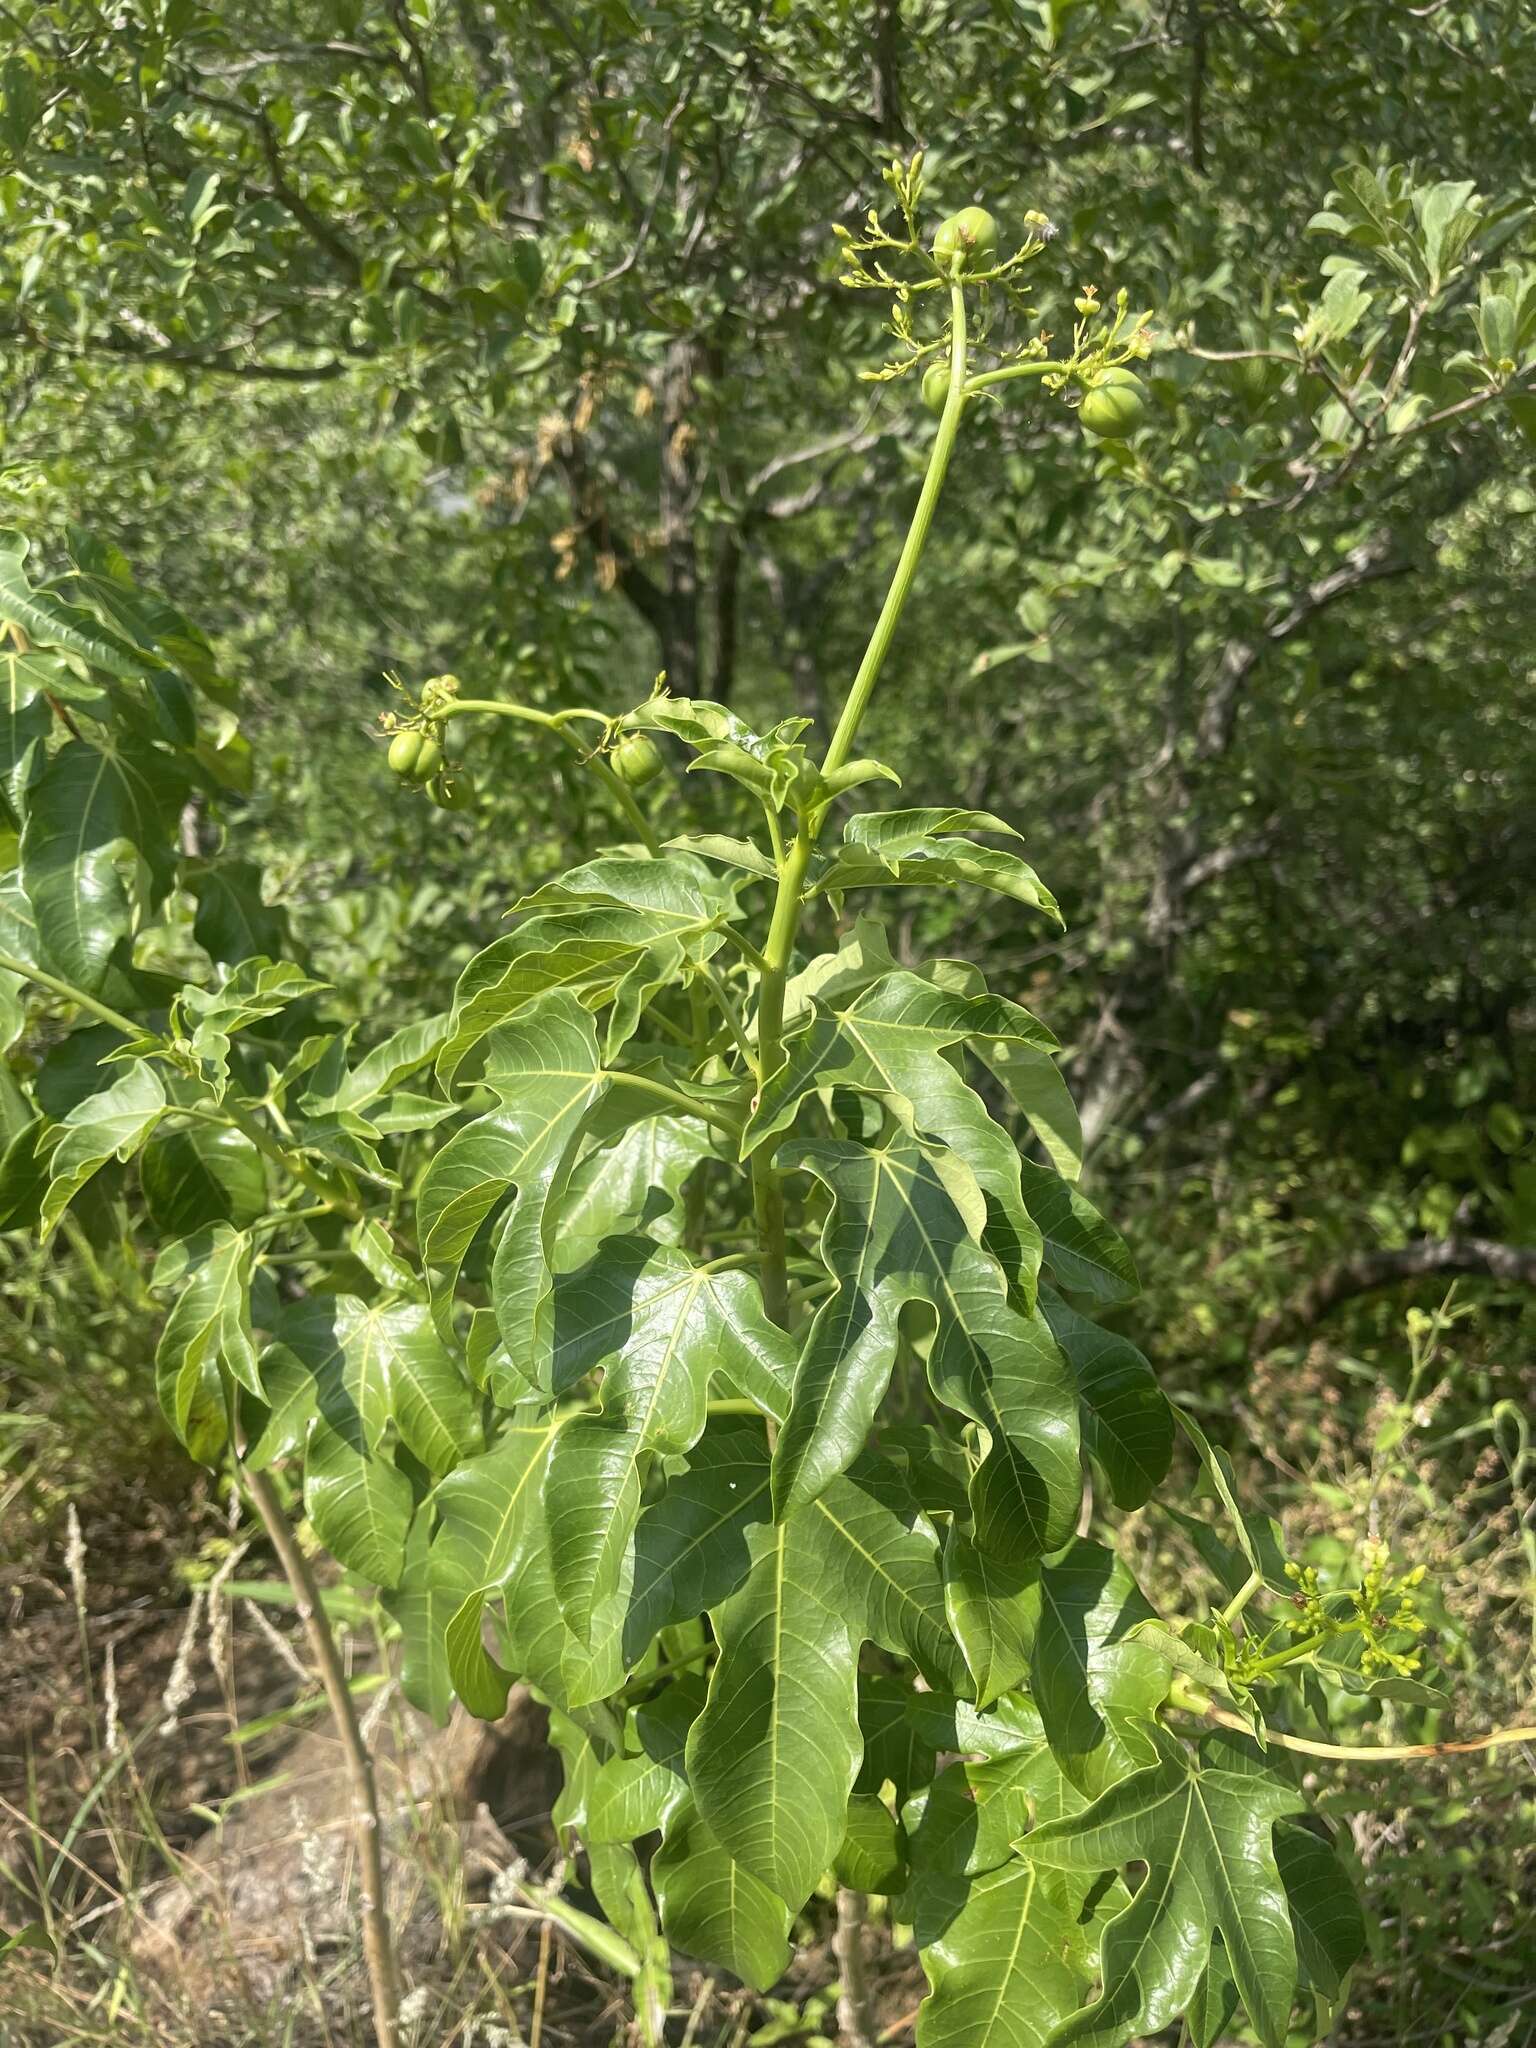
[932,206,1000,275]
[1079,367,1148,440]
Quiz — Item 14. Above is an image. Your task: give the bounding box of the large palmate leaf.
[543,1241,791,1638]
[745,969,1054,1294]
[251,1295,480,1585]
[915,1859,1085,2048]
[1022,1728,1305,2048]
[418,989,606,1373]
[152,1224,260,1463]
[1040,1290,1171,1509]
[42,1057,166,1231]
[436,853,733,1080]
[772,1124,1080,1559]
[20,736,187,990]
[812,809,1062,923]
[686,1443,965,1909]
[1025,1540,1171,1796]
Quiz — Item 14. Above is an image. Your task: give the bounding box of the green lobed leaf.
[1041,1288,1172,1509]
[544,1243,791,1639]
[554,1111,713,1274]
[1022,1727,1305,2048]
[139,1122,266,1236]
[686,1442,965,1909]
[814,810,1062,923]
[20,736,187,992]
[435,854,732,1080]
[915,1858,1085,2048]
[745,969,1054,1297]
[774,1124,1080,1561]
[652,1793,792,1991]
[1016,1161,1137,1304]
[42,1058,166,1232]
[1026,1539,1171,1796]
[418,989,606,1370]
[152,1224,259,1462]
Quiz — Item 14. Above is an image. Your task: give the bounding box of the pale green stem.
[963,358,1061,396]
[437,697,661,854]
[0,946,147,1040]
[602,1068,741,1137]
[1218,1569,1264,1629]
[750,282,971,1328]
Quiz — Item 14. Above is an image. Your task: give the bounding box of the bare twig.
[241,1467,402,2048]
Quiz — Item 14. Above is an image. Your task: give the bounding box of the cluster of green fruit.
[923,205,1148,439]
[386,725,474,808]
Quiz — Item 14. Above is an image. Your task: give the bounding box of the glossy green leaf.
[773,1124,1080,1562]
[652,1794,792,1991]
[980,1041,1083,1183]
[20,737,186,991]
[184,858,290,966]
[140,1122,266,1236]
[746,968,1053,1295]
[944,1529,1036,1710]
[1027,1540,1171,1796]
[1016,1161,1137,1304]
[1041,1289,1171,1509]
[815,810,1062,923]
[1023,1728,1304,2048]
[687,1446,964,1908]
[835,1793,908,1895]
[418,989,606,1367]
[436,854,731,1080]
[545,1242,790,1638]
[42,1057,166,1231]
[555,1111,713,1273]
[916,1858,1084,2048]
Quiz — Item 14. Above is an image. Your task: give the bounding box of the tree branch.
[1196,534,1411,759]
[1255,1237,1536,1349]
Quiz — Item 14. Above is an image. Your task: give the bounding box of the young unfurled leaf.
[152,1223,259,1461]
[813,809,1063,923]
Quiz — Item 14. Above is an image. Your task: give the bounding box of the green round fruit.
[388,729,425,778]
[428,770,475,810]
[932,206,999,275]
[921,360,951,415]
[610,731,664,788]
[1079,367,1148,439]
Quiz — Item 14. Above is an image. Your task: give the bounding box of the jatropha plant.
[13,155,1525,2048]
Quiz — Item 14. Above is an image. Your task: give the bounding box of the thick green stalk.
[750,283,971,1326]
